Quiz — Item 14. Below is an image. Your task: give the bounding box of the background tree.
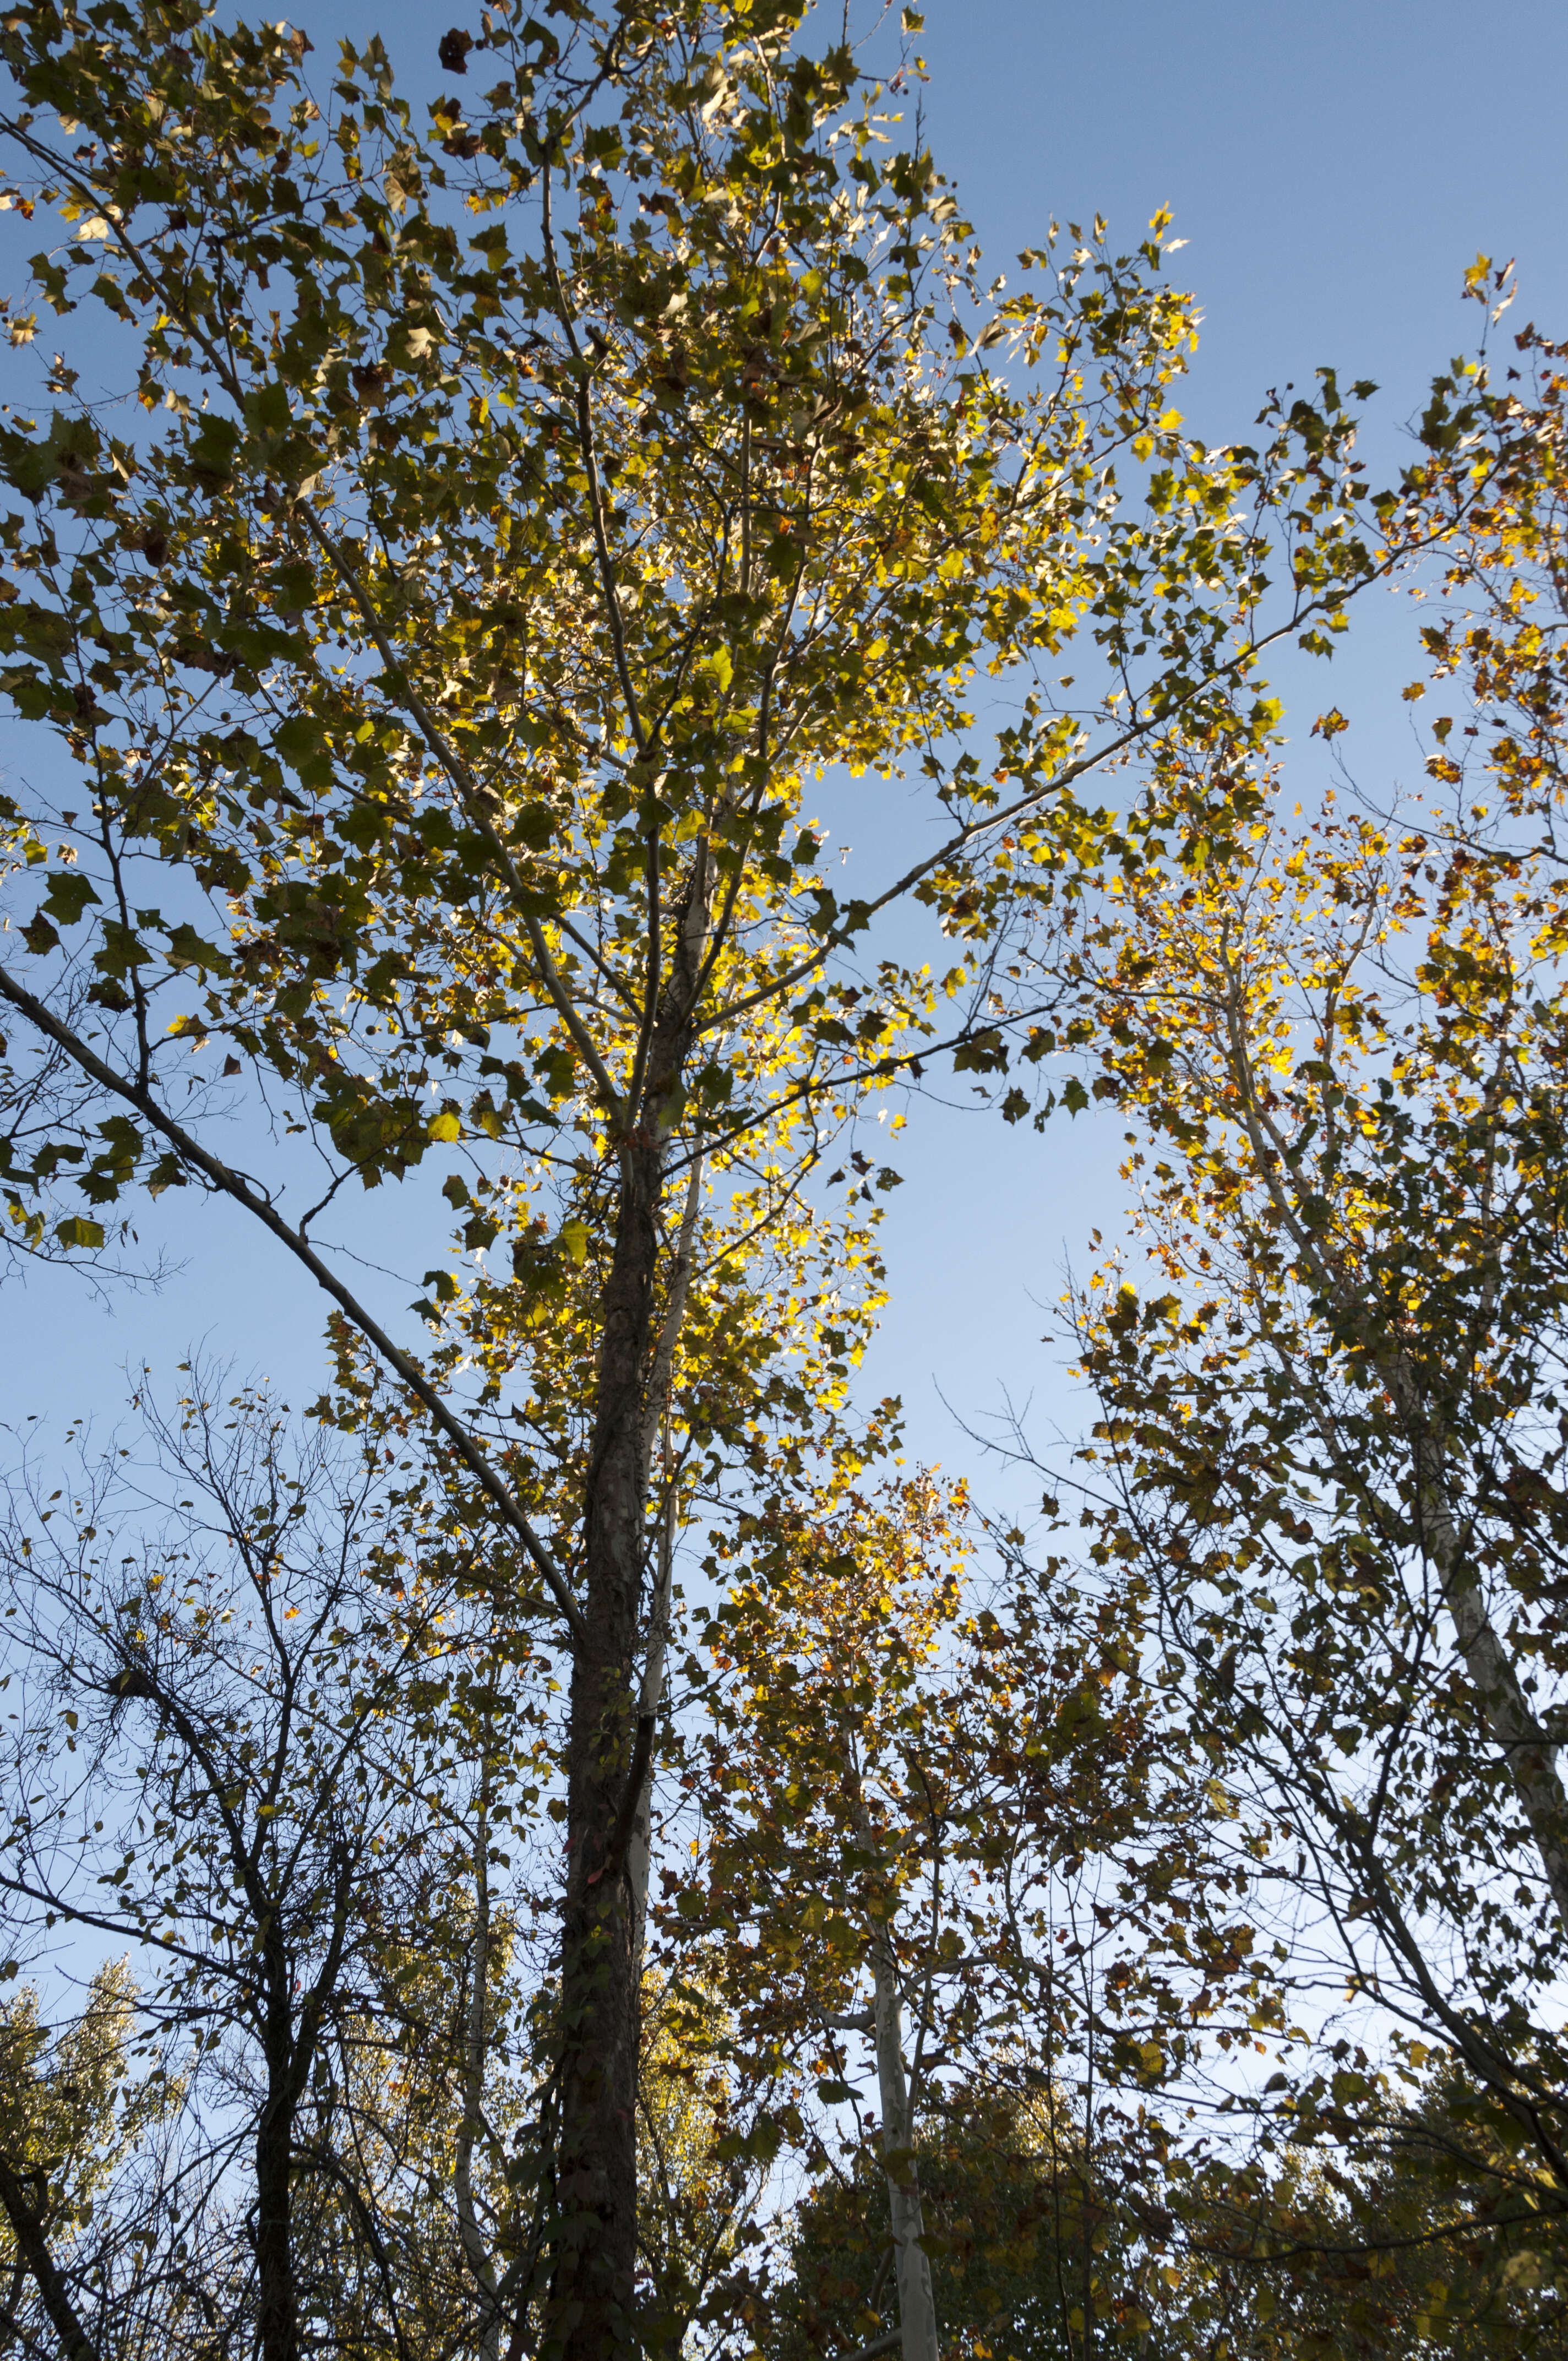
[631,1965,774,2357]
[1126,2060,1568,2359]
[0,1961,172,2361]
[1004,313,1568,2327]
[0,1369,556,2361]
[657,1467,1272,2361]
[775,2081,1189,2361]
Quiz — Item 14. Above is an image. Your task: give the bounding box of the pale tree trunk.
[455,1774,503,2361]
[1222,985,1568,1933]
[628,1161,702,1967]
[1408,1424,1568,1929]
[870,1929,940,2361]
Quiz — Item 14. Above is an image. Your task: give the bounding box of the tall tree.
[0,3,1419,2351]
[775,2085,1192,2361]
[1018,311,1568,2309]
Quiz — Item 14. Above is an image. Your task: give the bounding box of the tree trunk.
[1411,1427,1568,1929]
[627,1493,674,1971]
[870,1932,940,2361]
[456,1776,503,2361]
[551,848,710,2361]
[254,2077,299,2361]
[627,1157,700,1967]
[551,1131,660,2361]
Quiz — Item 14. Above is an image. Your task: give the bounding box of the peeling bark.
[870,1932,940,2361]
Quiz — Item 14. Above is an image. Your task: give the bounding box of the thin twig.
[0,962,588,1656]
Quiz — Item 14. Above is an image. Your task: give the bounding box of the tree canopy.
[0,6,1556,2361]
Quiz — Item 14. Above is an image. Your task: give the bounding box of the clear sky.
[4,0,1567,1497]
[826,0,1568,1490]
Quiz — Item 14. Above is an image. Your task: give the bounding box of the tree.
[631,1965,773,2357]
[1020,310,1568,2312]
[0,1368,554,2361]
[0,1961,171,2361]
[1131,2059,1568,2359]
[775,2085,1182,2361]
[660,1467,1271,2361]
[0,2,1430,2351]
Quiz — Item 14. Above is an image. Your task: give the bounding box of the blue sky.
[4,0,1566,1496]
[831,0,1568,1484]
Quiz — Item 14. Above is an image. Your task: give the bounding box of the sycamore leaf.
[42,869,101,926]
[54,1214,105,1249]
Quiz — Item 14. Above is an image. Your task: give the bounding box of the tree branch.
[0,962,589,1656]
[0,2157,98,2361]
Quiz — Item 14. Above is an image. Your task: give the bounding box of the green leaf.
[55,1215,105,1250]
[164,922,231,977]
[42,869,101,927]
[3,601,73,663]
